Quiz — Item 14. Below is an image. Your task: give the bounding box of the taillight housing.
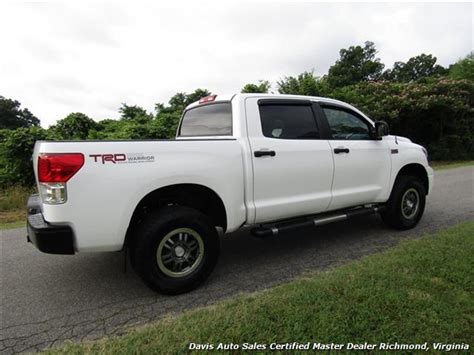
[38,153,84,183]
[38,153,84,204]
[199,95,217,104]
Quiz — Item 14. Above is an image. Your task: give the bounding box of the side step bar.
[251,205,385,238]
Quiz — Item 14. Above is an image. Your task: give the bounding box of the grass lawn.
[0,220,25,230]
[0,186,31,229]
[45,221,474,354]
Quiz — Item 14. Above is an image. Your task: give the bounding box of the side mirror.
[374,121,389,138]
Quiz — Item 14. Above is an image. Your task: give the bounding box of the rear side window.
[258,104,319,139]
[179,103,232,137]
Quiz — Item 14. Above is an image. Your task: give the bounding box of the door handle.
[334,147,350,154]
[254,150,276,158]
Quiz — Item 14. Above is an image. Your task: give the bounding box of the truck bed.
[33,139,247,251]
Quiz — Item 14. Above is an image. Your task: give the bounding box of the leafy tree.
[327,41,384,88]
[184,89,212,107]
[277,71,330,96]
[0,127,52,187]
[330,78,473,160]
[167,93,187,112]
[449,52,474,81]
[87,119,124,139]
[148,112,181,139]
[150,89,212,139]
[383,54,447,82]
[119,104,153,123]
[117,121,152,139]
[241,80,271,93]
[53,112,98,139]
[0,96,40,129]
[166,89,211,112]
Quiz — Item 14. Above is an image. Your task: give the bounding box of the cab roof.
[185,93,357,112]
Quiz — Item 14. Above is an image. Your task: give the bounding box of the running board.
[251,205,385,238]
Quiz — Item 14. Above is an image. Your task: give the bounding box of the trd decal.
[89,154,126,164]
[89,153,155,164]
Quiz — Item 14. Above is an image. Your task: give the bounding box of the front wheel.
[130,206,220,294]
[381,175,426,230]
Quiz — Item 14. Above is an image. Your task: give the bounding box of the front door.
[319,104,391,210]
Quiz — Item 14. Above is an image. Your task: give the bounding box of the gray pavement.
[1,166,473,353]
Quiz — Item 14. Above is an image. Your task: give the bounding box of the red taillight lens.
[38,153,84,182]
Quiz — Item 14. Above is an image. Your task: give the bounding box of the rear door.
[245,98,334,223]
[318,103,391,210]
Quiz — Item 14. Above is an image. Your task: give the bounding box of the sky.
[0,2,472,127]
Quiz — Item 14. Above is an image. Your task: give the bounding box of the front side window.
[322,106,372,140]
[259,104,319,139]
[179,103,232,137]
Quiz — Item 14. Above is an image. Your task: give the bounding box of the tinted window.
[259,104,319,139]
[322,106,372,140]
[179,103,232,137]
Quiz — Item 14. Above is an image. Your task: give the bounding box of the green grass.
[0,220,25,230]
[0,185,32,211]
[431,160,474,170]
[0,185,32,227]
[45,221,474,354]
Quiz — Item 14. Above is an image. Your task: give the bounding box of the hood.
[388,135,412,143]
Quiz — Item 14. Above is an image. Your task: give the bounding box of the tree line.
[0,41,473,187]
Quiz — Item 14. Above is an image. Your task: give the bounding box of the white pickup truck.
[27,93,433,294]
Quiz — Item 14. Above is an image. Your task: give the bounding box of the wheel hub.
[174,245,186,258]
[401,188,420,219]
[156,228,205,278]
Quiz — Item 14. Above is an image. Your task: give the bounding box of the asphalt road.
[1,166,473,353]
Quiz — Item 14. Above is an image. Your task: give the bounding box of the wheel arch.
[393,163,429,195]
[125,183,227,247]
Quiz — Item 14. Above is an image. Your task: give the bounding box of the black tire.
[130,206,220,295]
[381,175,426,230]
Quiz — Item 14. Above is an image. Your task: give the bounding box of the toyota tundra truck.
[27,93,434,294]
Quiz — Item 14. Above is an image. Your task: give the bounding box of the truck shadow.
[23,214,405,300]
[213,215,399,289]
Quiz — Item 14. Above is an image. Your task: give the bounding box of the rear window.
[179,103,232,137]
[259,104,319,139]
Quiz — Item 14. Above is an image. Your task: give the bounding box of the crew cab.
[27,93,434,294]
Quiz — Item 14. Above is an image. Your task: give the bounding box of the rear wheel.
[130,206,220,294]
[381,175,426,230]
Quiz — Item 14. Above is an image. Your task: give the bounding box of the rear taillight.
[38,153,84,183]
[38,153,84,204]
